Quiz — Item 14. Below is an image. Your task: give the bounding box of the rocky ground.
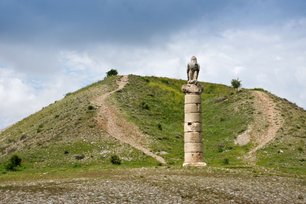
[0,168,305,204]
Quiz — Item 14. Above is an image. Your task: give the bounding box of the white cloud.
[0,66,95,129]
[1,18,306,129]
[75,19,306,108]
[0,68,37,128]
[60,51,99,71]
[55,20,306,110]
[0,43,59,77]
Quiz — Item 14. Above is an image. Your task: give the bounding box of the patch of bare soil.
[92,76,166,164]
[235,91,284,163]
[234,125,252,146]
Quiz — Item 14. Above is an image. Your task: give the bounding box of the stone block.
[184,122,202,132]
[185,94,201,104]
[182,84,203,94]
[185,113,201,123]
[184,104,201,113]
[184,143,203,152]
[184,152,203,163]
[184,132,202,143]
[183,161,207,167]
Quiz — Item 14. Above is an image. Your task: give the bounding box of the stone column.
[182,83,206,167]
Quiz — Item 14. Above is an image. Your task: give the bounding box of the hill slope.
[0,76,158,171]
[0,75,305,174]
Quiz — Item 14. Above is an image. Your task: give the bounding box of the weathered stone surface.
[185,94,201,104]
[187,56,200,84]
[182,56,205,167]
[184,132,202,143]
[183,161,207,167]
[184,152,203,163]
[184,122,202,132]
[184,143,203,152]
[182,84,203,94]
[185,113,201,123]
[184,104,201,113]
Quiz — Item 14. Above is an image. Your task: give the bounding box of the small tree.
[231,78,241,91]
[106,69,118,78]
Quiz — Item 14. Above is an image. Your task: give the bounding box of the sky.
[0,0,306,129]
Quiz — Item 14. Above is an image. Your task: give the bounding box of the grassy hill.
[256,91,306,174]
[0,75,305,175]
[114,75,253,166]
[0,76,157,173]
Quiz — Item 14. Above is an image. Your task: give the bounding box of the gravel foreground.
[0,168,305,204]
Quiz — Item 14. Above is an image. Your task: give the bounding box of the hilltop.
[0,75,305,175]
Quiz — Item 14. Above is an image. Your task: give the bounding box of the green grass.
[115,75,305,175]
[115,75,254,166]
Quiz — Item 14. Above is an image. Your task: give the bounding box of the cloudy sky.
[0,0,306,129]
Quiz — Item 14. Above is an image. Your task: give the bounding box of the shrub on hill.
[110,155,121,165]
[5,155,22,171]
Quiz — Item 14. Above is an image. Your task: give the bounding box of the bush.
[87,105,95,111]
[157,124,163,131]
[223,158,230,165]
[5,155,22,171]
[231,78,241,90]
[65,92,72,97]
[106,69,118,77]
[141,102,150,110]
[110,155,121,165]
[297,147,303,153]
[74,154,85,160]
[161,78,169,84]
[217,144,225,153]
[253,88,265,92]
[19,134,27,141]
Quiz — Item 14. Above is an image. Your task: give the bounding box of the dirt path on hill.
[92,76,166,164]
[235,91,284,164]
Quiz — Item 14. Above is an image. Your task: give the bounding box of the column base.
[183,162,207,167]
